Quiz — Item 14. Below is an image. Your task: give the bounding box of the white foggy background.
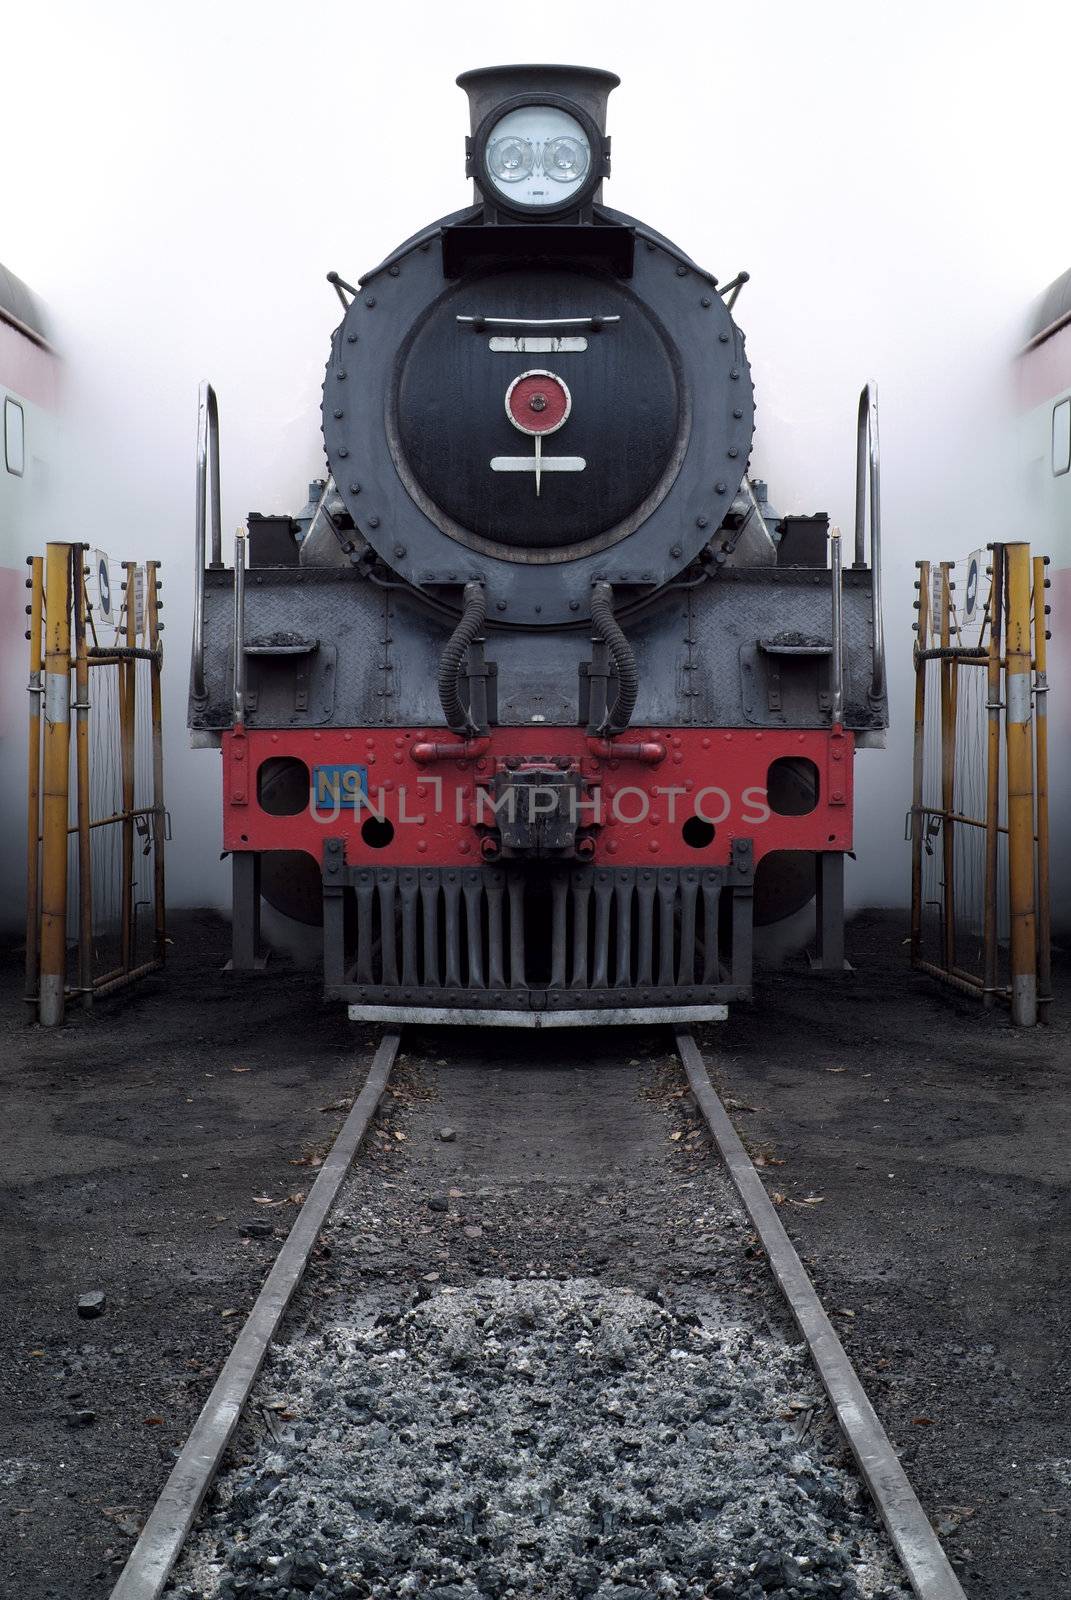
[5,0,1069,913]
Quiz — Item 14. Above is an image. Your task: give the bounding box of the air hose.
[438,581,486,735]
[591,581,638,735]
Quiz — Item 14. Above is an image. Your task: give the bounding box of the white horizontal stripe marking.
[490,455,586,473]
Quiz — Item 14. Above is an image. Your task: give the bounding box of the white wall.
[5,0,1071,909]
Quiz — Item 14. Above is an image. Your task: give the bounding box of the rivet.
[670,544,682,557]
[728,446,739,458]
[696,516,708,529]
[733,407,743,419]
[349,482,360,493]
[333,408,343,419]
[346,332,358,343]
[388,265,400,277]
[715,481,727,493]
[338,446,349,457]
[675,265,687,277]
[366,296,376,307]
[701,296,712,308]
[569,600,580,611]
[369,515,380,528]
[730,367,740,380]
[496,600,507,611]
[645,240,656,252]
[336,369,346,380]
[719,332,729,343]
[394,544,406,558]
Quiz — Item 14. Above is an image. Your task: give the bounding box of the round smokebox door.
[392,270,682,559]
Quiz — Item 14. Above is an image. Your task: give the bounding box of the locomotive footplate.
[322,857,754,1023]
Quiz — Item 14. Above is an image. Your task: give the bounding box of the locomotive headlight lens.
[483,105,593,208]
[488,135,534,183]
[545,136,588,182]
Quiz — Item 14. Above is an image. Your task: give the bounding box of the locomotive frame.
[189,63,887,1025]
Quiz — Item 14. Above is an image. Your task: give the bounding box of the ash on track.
[170,1035,910,1600]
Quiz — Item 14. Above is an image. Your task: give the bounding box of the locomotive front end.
[189,63,887,1024]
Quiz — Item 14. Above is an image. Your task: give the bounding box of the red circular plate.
[505,370,571,436]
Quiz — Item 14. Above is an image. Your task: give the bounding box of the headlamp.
[481,104,593,210]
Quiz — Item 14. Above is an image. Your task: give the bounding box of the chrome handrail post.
[233,530,247,726]
[830,524,844,727]
[854,381,885,704]
[191,381,220,705]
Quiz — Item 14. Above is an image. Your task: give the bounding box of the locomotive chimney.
[456,64,620,136]
[457,64,620,219]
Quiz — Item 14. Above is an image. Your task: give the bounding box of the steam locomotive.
[189,64,887,1026]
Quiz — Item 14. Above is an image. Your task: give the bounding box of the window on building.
[1053,397,1071,476]
[4,397,24,476]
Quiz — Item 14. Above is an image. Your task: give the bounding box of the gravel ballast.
[168,1039,912,1600]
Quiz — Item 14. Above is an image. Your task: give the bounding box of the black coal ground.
[168,1041,911,1600]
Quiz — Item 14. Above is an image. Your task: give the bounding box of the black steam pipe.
[591,582,638,735]
[438,581,486,734]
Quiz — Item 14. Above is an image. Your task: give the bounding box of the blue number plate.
[311,764,369,810]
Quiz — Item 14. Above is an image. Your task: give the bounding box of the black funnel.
[457,64,620,135]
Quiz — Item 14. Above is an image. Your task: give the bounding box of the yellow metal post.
[24,556,45,1004]
[909,560,930,964]
[983,545,1004,1008]
[73,549,94,1008]
[1004,542,1037,1025]
[146,560,166,964]
[1032,554,1051,1020]
[938,562,956,973]
[39,543,73,1026]
[119,561,137,972]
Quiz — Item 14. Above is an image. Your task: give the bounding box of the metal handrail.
[829,525,844,726]
[190,381,221,704]
[854,381,885,703]
[233,530,247,725]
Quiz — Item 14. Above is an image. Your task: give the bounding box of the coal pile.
[172,1280,910,1600]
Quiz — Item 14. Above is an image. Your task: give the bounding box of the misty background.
[5,0,1068,913]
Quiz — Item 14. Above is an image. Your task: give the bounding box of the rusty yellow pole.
[24,556,45,1004]
[939,562,956,974]
[146,560,167,965]
[909,560,931,965]
[39,543,73,1026]
[1005,542,1037,1025]
[1033,553,1051,1021]
[119,561,137,973]
[73,549,94,1008]
[983,545,1004,1009]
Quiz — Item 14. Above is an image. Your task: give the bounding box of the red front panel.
[222,726,854,868]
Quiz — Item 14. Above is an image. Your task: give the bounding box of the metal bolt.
[569,600,580,611]
[336,369,346,380]
[366,296,376,307]
[368,515,380,528]
[346,332,358,343]
[701,296,712,308]
[733,407,743,419]
[676,265,687,277]
[333,408,343,418]
[729,367,740,380]
[349,482,360,494]
[715,481,727,493]
[529,393,547,413]
[670,544,682,558]
[388,265,400,277]
[728,447,738,458]
[338,446,348,457]
[719,332,729,343]
[696,516,708,529]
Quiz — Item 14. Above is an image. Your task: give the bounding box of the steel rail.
[110,1030,401,1600]
[675,1030,966,1600]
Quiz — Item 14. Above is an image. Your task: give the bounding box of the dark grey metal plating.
[322,209,754,623]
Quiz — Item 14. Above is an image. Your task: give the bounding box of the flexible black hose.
[591,581,638,734]
[438,581,486,734]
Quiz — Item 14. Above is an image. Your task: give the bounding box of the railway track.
[110,1029,965,1600]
